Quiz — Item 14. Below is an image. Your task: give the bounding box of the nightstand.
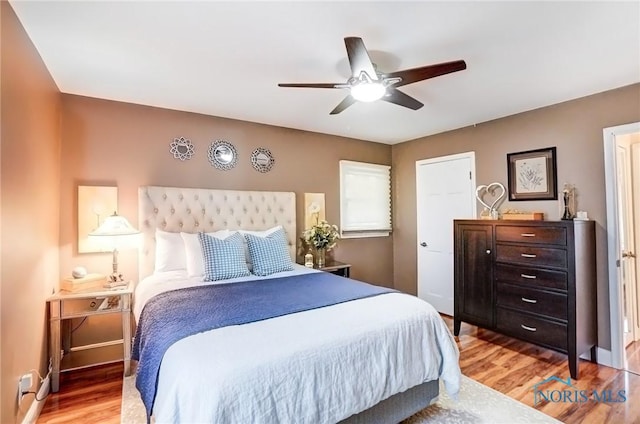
[47,282,133,392]
[315,260,351,278]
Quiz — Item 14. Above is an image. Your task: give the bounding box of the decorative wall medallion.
[251,147,275,173]
[208,140,238,170]
[169,137,195,161]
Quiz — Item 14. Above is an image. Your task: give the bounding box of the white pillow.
[237,226,284,269]
[181,230,230,277]
[154,229,186,273]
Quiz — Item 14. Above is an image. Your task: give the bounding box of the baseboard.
[21,375,50,424]
[580,347,613,367]
[595,347,613,368]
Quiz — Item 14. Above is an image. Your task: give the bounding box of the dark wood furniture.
[309,259,351,277]
[453,219,597,379]
[297,260,351,277]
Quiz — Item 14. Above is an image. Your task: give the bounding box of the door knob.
[420,242,427,247]
[622,251,637,258]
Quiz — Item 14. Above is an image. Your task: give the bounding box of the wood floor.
[37,318,640,424]
[626,340,640,375]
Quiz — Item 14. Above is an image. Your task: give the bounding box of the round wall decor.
[208,140,238,171]
[251,147,275,173]
[169,137,195,161]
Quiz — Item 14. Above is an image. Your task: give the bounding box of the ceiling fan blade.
[278,83,346,88]
[385,60,467,88]
[381,87,424,110]
[344,37,377,79]
[330,95,357,115]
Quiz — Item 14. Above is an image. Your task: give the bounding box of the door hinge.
[469,171,472,180]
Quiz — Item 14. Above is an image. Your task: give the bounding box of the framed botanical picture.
[507,147,557,201]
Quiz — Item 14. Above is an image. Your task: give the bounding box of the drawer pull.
[521,297,537,304]
[520,273,537,279]
[521,253,537,258]
[521,324,537,332]
[521,233,536,237]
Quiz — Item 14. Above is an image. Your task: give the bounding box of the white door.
[416,152,476,315]
[616,140,639,348]
[604,122,640,370]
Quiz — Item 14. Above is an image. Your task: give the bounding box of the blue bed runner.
[132,272,395,419]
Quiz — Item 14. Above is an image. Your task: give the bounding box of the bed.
[132,185,461,424]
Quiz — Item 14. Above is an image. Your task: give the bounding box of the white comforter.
[134,266,461,424]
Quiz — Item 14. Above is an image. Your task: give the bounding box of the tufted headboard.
[138,186,297,280]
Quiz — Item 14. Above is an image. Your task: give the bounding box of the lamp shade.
[89,212,139,237]
[88,212,139,281]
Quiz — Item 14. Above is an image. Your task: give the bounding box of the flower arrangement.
[302,220,340,250]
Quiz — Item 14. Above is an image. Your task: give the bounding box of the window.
[339,160,391,238]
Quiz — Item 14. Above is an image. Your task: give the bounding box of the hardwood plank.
[446,316,640,424]
[37,363,123,424]
[37,320,640,424]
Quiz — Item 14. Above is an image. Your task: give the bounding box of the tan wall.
[1,2,62,422]
[59,95,393,346]
[392,83,640,351]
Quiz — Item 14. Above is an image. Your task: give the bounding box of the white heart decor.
[475,182,506,218]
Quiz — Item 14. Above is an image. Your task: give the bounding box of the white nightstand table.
[47,282,133,392]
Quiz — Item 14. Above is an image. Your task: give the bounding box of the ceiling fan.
[278,37,467,115]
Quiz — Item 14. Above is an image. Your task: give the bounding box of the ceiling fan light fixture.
[350,82,386,102]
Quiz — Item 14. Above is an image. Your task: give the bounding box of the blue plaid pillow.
[244,228,294,276]
[198,232,250,281]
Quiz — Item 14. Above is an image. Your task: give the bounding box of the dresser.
[453,219,597,379]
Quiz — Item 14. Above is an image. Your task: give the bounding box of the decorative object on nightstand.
[302,219,339,267]
[61,273,108,293]
[304,252,314,268]
[72,266,87,278]
[88,212,140,283]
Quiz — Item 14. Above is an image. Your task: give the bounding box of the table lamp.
[89,212,139,282]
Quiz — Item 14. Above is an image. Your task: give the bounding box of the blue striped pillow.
[198,232,250,281]
[244,228,294,276]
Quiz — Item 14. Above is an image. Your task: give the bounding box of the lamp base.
[109,272,124,283]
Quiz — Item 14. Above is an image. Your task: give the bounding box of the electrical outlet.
[18,374,33,406]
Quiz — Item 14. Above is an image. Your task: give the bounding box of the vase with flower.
[302,220,340,267]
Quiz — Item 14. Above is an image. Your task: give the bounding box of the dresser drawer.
[496,244,567,268]
[497,283,567,321]
[497,308,567,351]
[495,264,567,291]
[496,225,567,246]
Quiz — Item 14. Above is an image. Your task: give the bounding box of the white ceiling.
[9,1,640,145]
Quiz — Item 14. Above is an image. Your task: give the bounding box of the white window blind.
[339,160,391,238]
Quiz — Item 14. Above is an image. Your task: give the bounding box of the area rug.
[121,374,561,424]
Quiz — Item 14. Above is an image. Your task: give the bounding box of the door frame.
[603,121,640,369]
